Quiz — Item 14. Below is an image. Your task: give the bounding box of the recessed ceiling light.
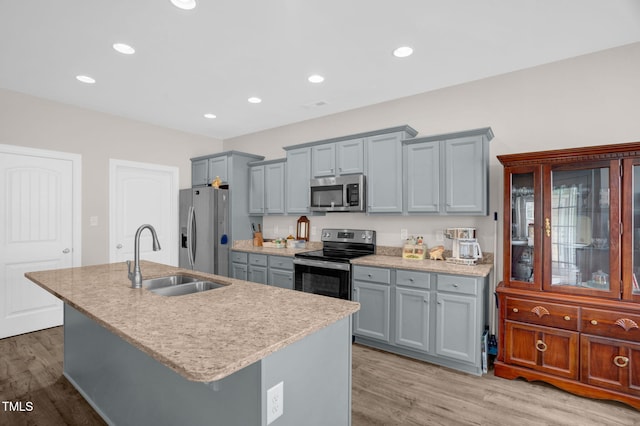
[393,46,414,58]
[113,43,135,55]
[170,0,196,10]
[204,113,216,119]
[308,74,325,84]
[76,75,96,84]
[248,97,262,104]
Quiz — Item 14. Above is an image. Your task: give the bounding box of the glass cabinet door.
[506,167,541,289]
[544,162,620,298]
[623,159,640,301]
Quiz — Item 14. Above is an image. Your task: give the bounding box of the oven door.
[293,258,351,300]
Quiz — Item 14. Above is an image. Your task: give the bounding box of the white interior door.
[0,145,81,338]
[109,159,178,266]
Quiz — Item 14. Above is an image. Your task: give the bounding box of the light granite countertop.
[25,261,359,383]
[351,255,493,277]
[231,240,321,257]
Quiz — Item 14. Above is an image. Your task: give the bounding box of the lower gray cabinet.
[247,253,268,284]
[353,265,487,376]
[268,255,294,289]
[231,251,248,280]
[352,266,391,342]
[231,251,293,289]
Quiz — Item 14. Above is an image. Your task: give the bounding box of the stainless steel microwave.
[310,174,366,212]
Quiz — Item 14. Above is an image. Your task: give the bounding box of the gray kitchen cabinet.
[248,165,265,215]
[435,274,481,364]
[395,270,432,352]
[268,255,294,289]
[402,127,493,215]
[285,147,312,213]
[191,158,209,187]
[312,138,364,177]
[249,159,286,215]
[231,251,248,280]
[365,127,417,213]
[208,156,229,184]
[352,266,391,342]
[403,140,440,213]
[248,253,268,284]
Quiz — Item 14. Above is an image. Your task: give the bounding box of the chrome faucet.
[127,224,161,288]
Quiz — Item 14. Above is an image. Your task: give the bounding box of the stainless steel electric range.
[293,229,375,300]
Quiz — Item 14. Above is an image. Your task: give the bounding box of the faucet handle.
[126,260,133,279]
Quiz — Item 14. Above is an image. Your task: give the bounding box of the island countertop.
[25,261,359,383]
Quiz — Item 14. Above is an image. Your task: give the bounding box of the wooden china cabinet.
[495,142,640,410]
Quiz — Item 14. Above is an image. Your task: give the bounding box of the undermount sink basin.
[142,274,199,290]
[142,274,229,296]
[150,281,225,297]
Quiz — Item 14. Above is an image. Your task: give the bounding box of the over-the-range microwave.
[310,174,366,212]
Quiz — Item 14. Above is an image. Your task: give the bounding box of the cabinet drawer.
[506,297,579,331]
[231,251,248,264]
[249,253,268,266]
[436,274,477,295]
[396,270,431,289]
[352,266,390,284]
[581,308,640,342]
[269,255,293,270]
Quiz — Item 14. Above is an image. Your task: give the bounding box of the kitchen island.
[25,261,359,426]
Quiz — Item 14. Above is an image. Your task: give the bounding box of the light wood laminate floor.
[1,327,638,425]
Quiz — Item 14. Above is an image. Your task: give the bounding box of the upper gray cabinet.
[365,127,418,213]
[249,159,286,215]
[403,127,493,216]
[191,158,209,187]
[285,147,312,214]
[208,156,229,184]
[312,138,364,177]
[190,151,263,188]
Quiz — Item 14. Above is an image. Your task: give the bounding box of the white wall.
[0,89,223,265]
[224,42,640,275]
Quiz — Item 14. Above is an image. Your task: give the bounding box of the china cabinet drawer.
[352,266,390,285]
[436,274,477,295]
[396,270,431,289]
[505,297,579,331]
[581,308,640,342]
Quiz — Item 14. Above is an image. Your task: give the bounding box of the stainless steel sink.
[142,274,229,296]
[150,281,225,296]
[142,274,199,290]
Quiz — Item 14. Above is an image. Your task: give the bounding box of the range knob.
[323,232,331,238]
[361,233,367,239]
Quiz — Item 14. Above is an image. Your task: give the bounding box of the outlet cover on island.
[267,381,284,424]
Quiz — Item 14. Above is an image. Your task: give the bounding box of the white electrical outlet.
[288,225,294,235]
[266,381,284,424]
[89,216,98,227]
[273,225,279,236]
[400,228,408,240]
[311,226,317,236]
[436,229,444,242]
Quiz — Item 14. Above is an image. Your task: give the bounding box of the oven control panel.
[321,229,375,244]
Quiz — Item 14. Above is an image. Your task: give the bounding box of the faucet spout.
[128,224,161,288]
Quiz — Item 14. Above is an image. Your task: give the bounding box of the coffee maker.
[444,227,483,265]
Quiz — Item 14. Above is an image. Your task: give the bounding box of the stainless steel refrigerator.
[179,187,229,276]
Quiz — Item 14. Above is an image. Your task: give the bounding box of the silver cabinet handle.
[62,248,70,254]
[116,244,123,249]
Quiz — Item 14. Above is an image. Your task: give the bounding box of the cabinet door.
[444,135,487,214]
[435,292,477,363]
[336,138,364,175]
[353,280,390,342]
[581,334,640,396]
[248,165,265,215]
[543,160,621,299]
[395,287,430,352]
[505,165,543,290]
[404,141,440,213]
[248,265,268,284]
[232,263,248,281]
[312,144,336,177]
[265,162,285,214]
[366,133,403,213]
[504,321,579,379]
[269,269,294,289]
[208,156,228,183]
[622,158,640,302]
[191,159,209,187]
[286,148,311,213]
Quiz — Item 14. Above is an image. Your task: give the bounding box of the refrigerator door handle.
[187,205,196,267]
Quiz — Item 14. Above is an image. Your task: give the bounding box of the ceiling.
[1,1,640,140]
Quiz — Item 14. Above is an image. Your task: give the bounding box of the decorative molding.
[615,318,639,332]
[531,306,550,318]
